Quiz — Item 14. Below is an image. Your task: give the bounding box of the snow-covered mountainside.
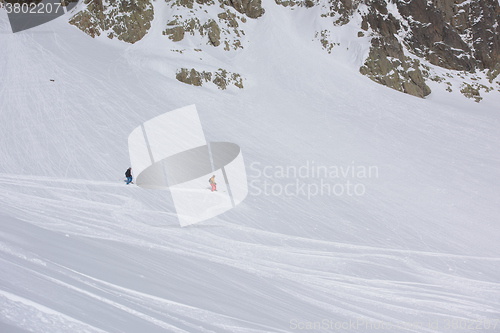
[67,0,500,100]
[1,0,500,332]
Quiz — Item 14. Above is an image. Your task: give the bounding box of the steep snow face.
[1,3,500,333]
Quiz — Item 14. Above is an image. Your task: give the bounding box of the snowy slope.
[1,2,500,332]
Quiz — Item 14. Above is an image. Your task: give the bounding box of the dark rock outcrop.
[396,0,474,71]
[69,0,154,43]
[176,68,244,89]
[357,0,500,99]
[205,19,221,47]
[163,0,248,50]
[68,0,499,100]
[359,0,430,97]
[226,0,265,18]
[163,26,185,42]
[360,36,431,98]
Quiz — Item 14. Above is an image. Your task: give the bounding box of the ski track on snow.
[1,174,499,332]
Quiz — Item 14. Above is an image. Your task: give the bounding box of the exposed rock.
[163,16,226,47]
[362,1,400,37]
[213,72,227,89]
[315,30,338,53]
[364,0,500,75]
[204,19,221,47]
[434,0,500,70]
[460,83,482,103]
[487,63,500,83]
[246,0,265,18]
[326,0,362,25]
[164,1,247,50]
[171,0,194,8]
[359,1,432,98]
[176,68,205,86]
[69,0,499,101]
[176,68,244,89]
[396,0,474,71]
[70,0,154,44]
[304,0,314,8]
[283,0,494,99]
[276,0,361,25]
[163,26,185,41]
[226,0,265,18]
[170,0,265,18]
[360,36,431,98]
[274,0,317,8]
[459,80,494,101]
[70,10,100,38]
[218,10,239,28]
[231,73,244,88]
[354,0,499,99]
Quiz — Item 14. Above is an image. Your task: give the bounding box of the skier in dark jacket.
[125,167,133,185]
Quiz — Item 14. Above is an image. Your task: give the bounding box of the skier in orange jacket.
[209,175,216,192]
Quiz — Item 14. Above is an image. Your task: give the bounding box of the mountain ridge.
[66,0,500,101]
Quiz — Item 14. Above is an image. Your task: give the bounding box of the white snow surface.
[1,2,500,332]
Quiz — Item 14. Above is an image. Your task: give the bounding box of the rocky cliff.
[69,0,154,43]
[162,0,263,51]
[69,0,500,100]
[357,0,500,100]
